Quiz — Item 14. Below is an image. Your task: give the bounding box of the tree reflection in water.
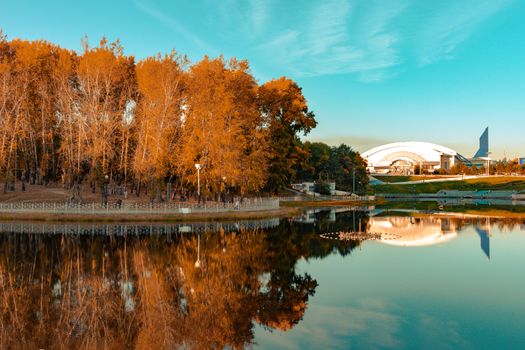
[0,217,361,350]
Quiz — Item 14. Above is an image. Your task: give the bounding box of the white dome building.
[362,142,466,175]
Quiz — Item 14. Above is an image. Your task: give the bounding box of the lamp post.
[103,174,109,207]
[221,176,227,207]
[195,163,201,204]
[195,234,201,268]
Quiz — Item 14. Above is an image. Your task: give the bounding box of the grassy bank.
[377,200,525,213]
[373,176,525,194]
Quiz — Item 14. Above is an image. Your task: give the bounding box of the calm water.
[1,208,524,349]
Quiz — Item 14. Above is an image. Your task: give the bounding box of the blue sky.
[1,0,524,158]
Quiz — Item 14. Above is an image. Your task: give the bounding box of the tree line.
[297,142,368,194]
[416,159,525,176]
[0,32,324,199]
[448,159,525,176]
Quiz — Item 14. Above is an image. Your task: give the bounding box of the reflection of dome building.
[362,142,469,175]
[369,216,458,247]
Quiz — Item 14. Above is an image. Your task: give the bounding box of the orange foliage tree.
[0,31,316,198]
[76,38,137,191]
[133,52,188,198]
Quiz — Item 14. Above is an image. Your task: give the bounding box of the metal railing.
[278,195,374,202]
[0,198,279,215]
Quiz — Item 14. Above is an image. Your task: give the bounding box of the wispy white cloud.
[133,0,217,56]
[256,298,402,349]
[417,313,472,348]
[309,0,352,55]
[134,0,515,82]
[252,0,514,81]
[255,0,406,80]
[249,0,270,37]
[417,0,513,65]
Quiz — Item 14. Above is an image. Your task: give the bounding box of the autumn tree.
[0,39,63,190]
[0,34,14,189]
[8,40,66,185]
[55,47,82,187]
[179,56,227,199]
[133,52,187,199]
[180,57,268,200]
[224,59,268,195]
[76,37,137,191]
[258,77,317,194]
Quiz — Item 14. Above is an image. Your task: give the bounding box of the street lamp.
[221,176,227,206]
[195,163,201,204]
[103,174,109,207]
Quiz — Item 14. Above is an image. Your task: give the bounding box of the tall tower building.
[473,127,489,158]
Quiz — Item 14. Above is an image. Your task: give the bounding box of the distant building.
[362,127,489,174]
[362,142,463,175]
[473,127,489,158]
[468,127,491,170]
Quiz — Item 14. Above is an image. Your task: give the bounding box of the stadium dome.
[362,141,466,175]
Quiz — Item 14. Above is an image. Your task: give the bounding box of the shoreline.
[3,196,525,223]
[0,207,302,223]
[0,198,376,223]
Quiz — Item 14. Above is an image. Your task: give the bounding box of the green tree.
[329,144,368,194]
[299,141,331,181]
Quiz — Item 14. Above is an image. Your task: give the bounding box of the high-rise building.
[473,127,489,158]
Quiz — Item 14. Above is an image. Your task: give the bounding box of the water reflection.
[1,211,524,349]
[0,218,280,236]
[475,223,491,259]
[306,208,525,259]
[0,217,357,350]
[369,216,459,247]
[368,213,523,260]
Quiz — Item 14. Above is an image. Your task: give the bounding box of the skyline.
[2,0,524,158]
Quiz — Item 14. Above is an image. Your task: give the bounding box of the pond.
[1,207,524,349]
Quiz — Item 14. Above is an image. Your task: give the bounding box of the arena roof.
[362,141,457,167]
